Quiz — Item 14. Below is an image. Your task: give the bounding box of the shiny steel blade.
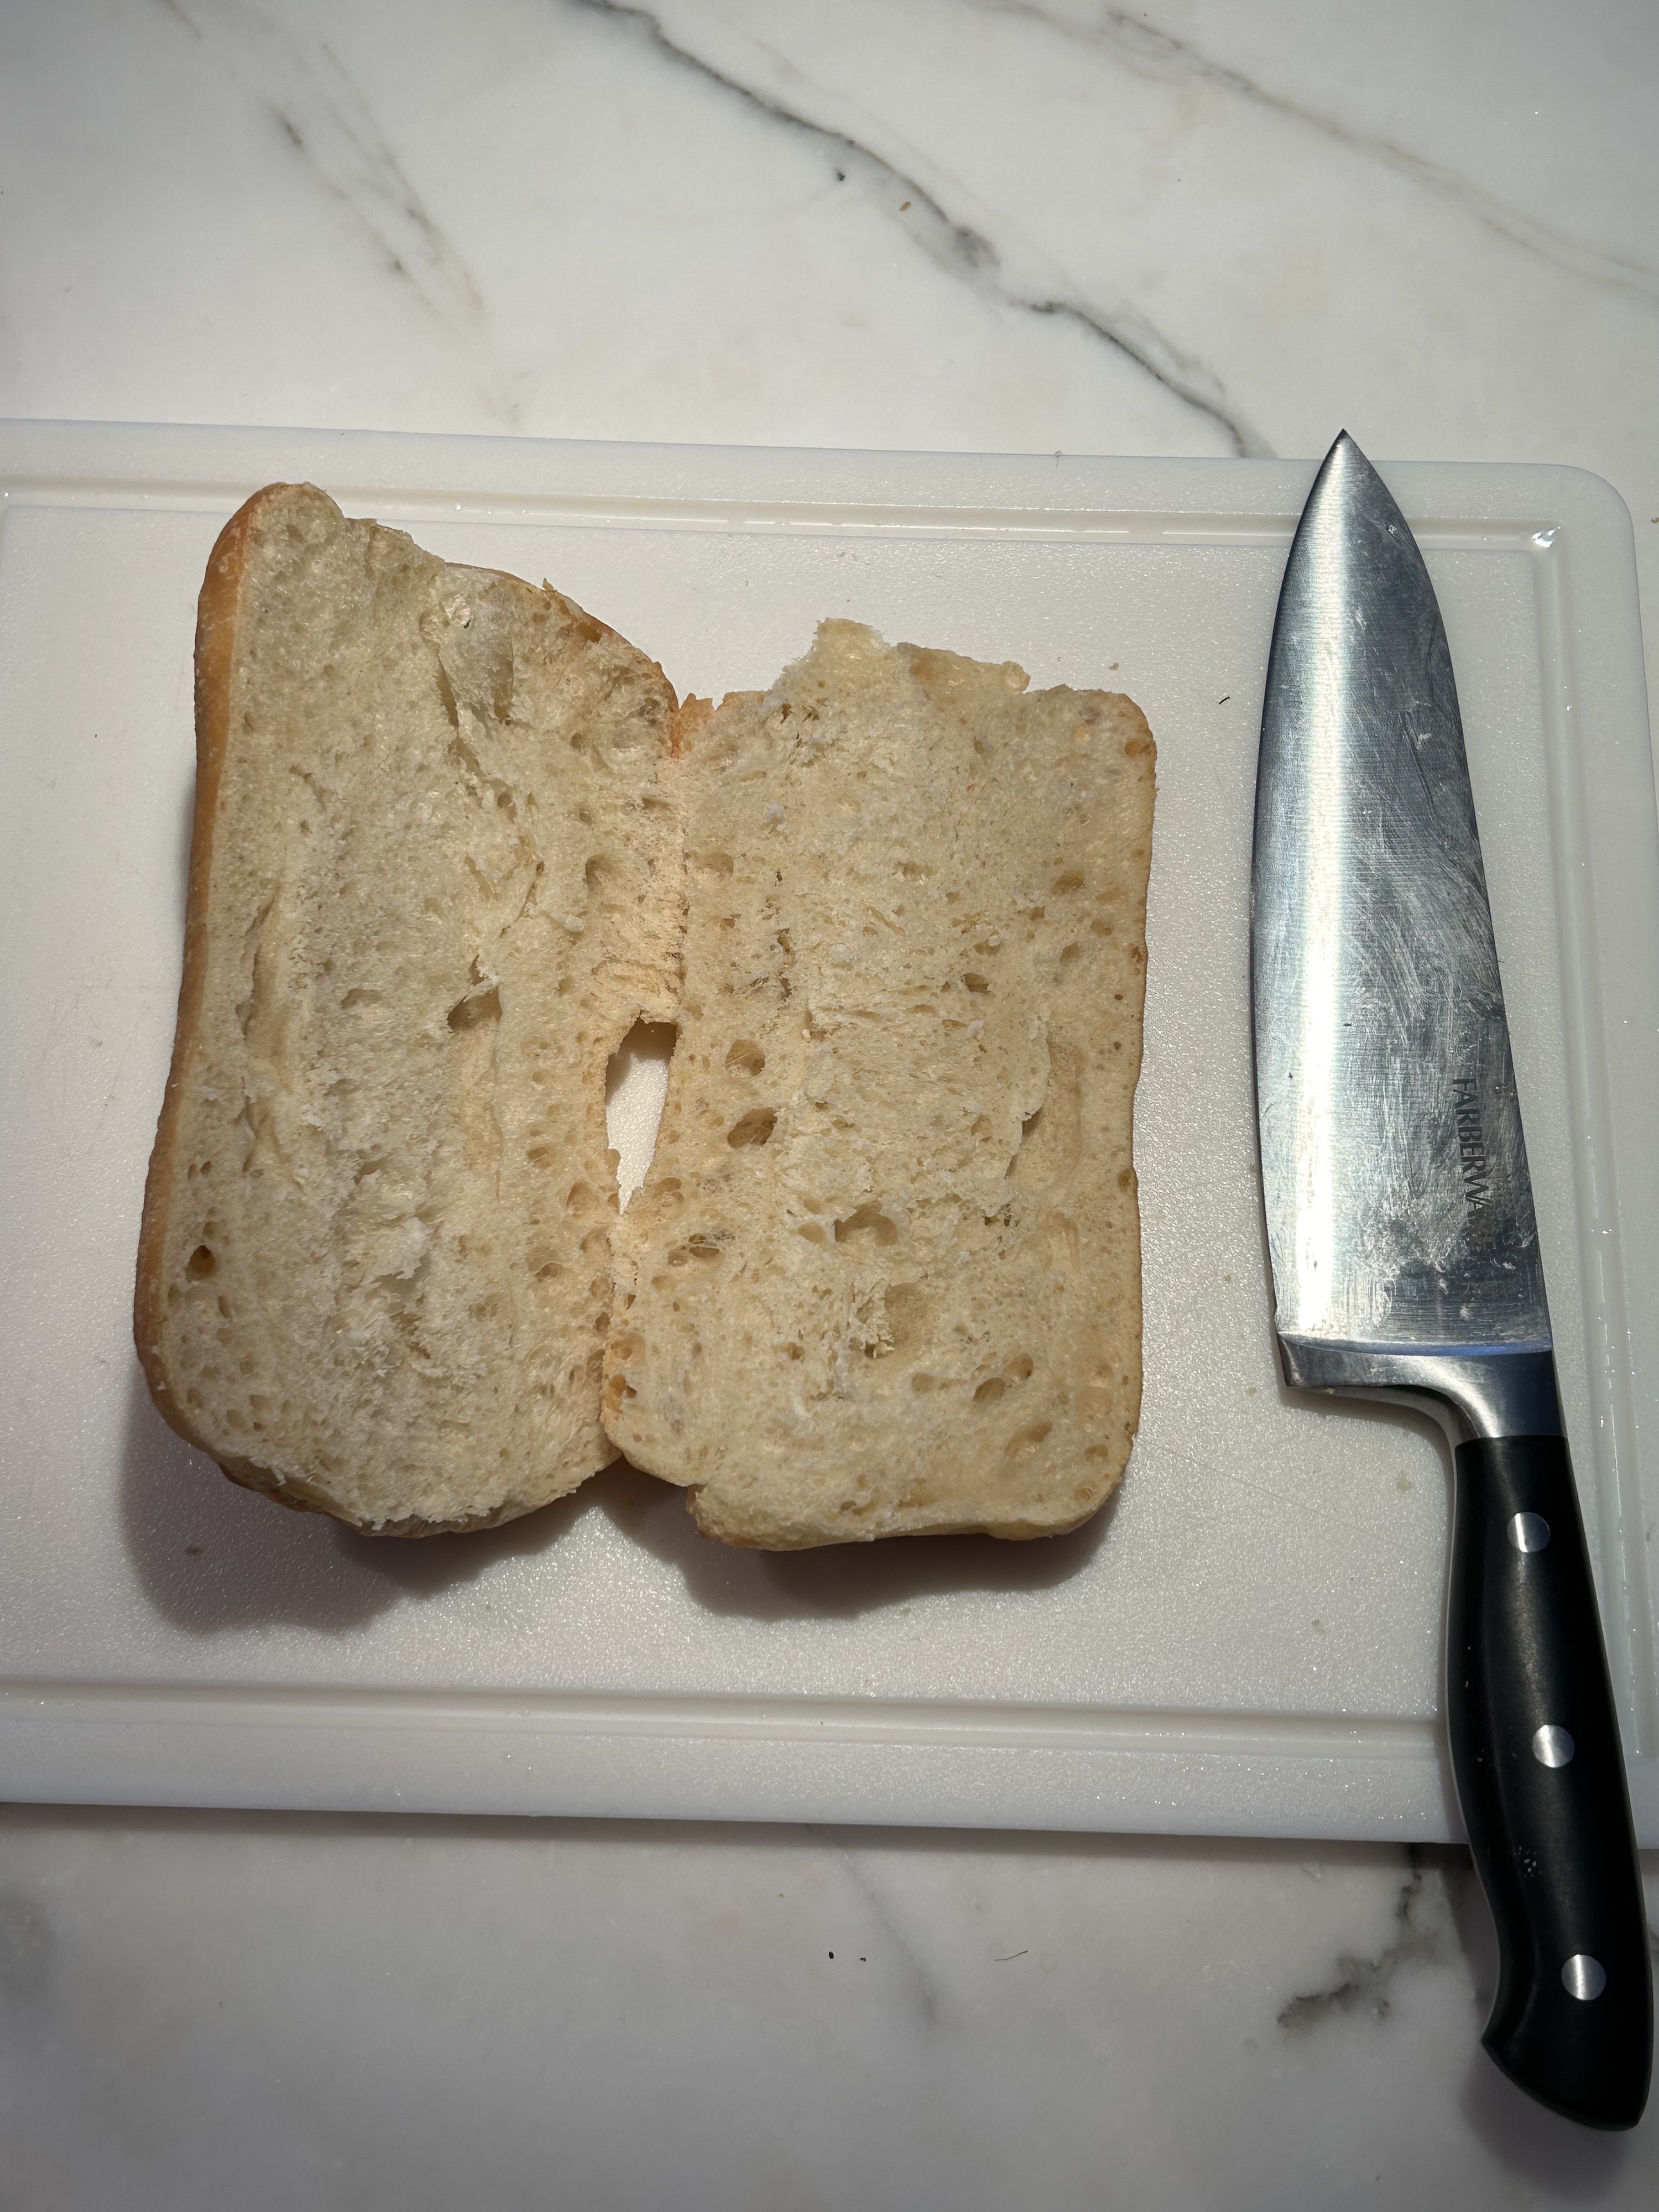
[1251,434,1551,1405]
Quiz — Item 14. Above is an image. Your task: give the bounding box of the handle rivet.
[1508,1512,1551,1552]
[1532,1724,1575,1767]
[1562,1954,1606,2001]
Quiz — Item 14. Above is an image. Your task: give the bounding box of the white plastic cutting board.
[3,420,1656,1842]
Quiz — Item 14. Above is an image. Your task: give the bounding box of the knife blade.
[1251,431,1651,2129]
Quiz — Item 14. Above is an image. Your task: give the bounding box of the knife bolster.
[1276,1337,1562,1446]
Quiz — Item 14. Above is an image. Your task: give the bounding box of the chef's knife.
[1251,432,1651,2129]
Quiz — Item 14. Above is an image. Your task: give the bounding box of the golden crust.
[133,486,272,1470]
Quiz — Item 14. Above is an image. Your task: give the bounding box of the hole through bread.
[604,1020,678,1207]
[186,1244,216,1280]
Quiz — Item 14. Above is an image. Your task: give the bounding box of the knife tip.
[1313,429,1381,501]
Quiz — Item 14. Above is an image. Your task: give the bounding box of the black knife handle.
[1448,1434,1652,2128]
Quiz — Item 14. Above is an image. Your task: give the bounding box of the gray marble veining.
[979,0,1659,303]
[572,0,1270,452]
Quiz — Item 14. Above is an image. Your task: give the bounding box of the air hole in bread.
[186,1244,217,1281]
[963,972,989,993]
[669,1237,723,1266]
[974,1376,1006,1405]
[1011,1043,1084,1188]
[341,988,383,1010]
[434,662,461,729]
[727,1108,776,1149]
[585,853,615,892]
[1006,1421,1053,1459]
[798,1222,827,1246]
[726,1039,765,1076]
[1052,871,1084,894]
[1006,1354,1034,1383]
[448,984,500,1032]
[834,1203,899,1250]
[694,851,735,877]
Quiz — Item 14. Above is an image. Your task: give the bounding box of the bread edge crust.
[133,487,268,1470]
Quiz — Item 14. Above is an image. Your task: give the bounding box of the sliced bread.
[134,484,683,1533]
[603,619,1155,1547]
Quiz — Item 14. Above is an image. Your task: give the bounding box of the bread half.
[603,620,1154,1547]
[135,485,682,1533]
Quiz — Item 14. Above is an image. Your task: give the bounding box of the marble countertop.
[4,1,1658,2202]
